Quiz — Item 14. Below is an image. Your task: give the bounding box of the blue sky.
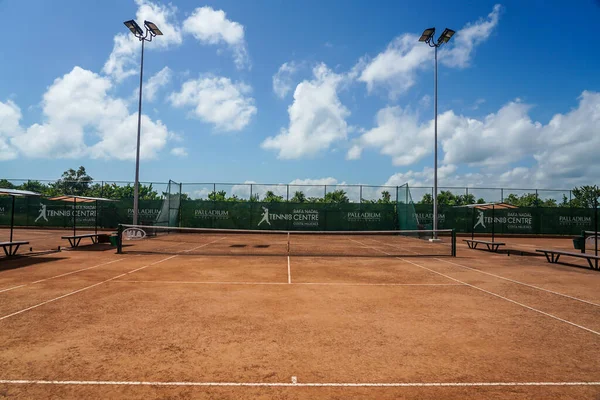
[1,0,599,191]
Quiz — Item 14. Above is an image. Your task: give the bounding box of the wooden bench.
[61,234,110,248]
[0,241,29,256]
[463,239,505,252]
[536,249,600,270]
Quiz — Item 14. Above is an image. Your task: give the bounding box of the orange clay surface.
[0,230,599,399]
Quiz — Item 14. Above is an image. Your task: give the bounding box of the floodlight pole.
[124,20,160,226]
[419,28,454,241]
[133,38,145,226]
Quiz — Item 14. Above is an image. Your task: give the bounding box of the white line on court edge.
[0,379,598,388]
[369,237,600,307]
[111,280,464,287]
[351,238,600,337]
[400,258,600,337]
[0,256,178,322]
[368,237,600,308]
[287,256,291,284]
[0,259,125,294]
[436,258,600,308]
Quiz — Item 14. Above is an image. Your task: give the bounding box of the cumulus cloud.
[0,100,23,160]
[273,62,299,98]
[439,4,502,68]
[182,6,249,69]
[9,67,172,160]
[103,1,182,82]
[261,63,350,159]
[170,147,188,157]
[381,91,600,189]
[143,67,172,102]
[168,75,256,131]
[357,4,501,98]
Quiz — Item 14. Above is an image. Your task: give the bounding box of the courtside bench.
[61,233,112,248]
[463,239,505,252]
[536,249,600,270]
[0,241,29,256]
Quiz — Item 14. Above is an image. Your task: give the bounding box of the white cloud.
[103,0,182,82]
[273,62,298,98]
[357,4,501,98]
[439,4,502,68]
[347,105,431,166]
[10,67,172,160]
[168,75,256,132]
[170,147,188,157]
[262,63,350,159]
[182,6,249,69]
[144,67,172,102]
[382,91,600,190]
[0,100,22,160]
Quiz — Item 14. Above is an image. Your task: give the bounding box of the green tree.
[379,190,392,204]
[570,185,600,208]
[504,192,558,207]
[55,166,94,195]
[419,193,433,204]
[208,190,227,201]
[324,189,349,203]
[291,191,306,203]
[263,190,284,202]
[0,179,15,189]
[18,180,48,194]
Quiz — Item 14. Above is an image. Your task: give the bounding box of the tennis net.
[117,224,456,257]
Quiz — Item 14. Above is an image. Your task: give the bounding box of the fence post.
[501,188,504,202]
[360,185,363,203]
[287,184,289,201]
[535,189,539,207]
[250,184,253,201]
[213,183,216,201]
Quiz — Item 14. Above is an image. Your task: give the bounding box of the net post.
[452,229,456,257]
[116,224,123,254]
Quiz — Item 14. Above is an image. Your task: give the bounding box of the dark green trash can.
[573,236,584,250]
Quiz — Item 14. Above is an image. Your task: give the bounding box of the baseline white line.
[436,258,600,308]
[351,239,600,337]
[0,256,177,322]
[112,280,464,287]
[0,379,598,387]
[287,256,291,284]
[0,259,125,294]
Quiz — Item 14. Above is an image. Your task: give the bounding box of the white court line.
[112,280,464,287]
[436,258,600,308]
[0,239,226,322]
[351,239,600,337]
[369,237,600,308]
[287,256,291,284]
[0,259,124,294]
[0,379,598,387]
[0,256,177,322]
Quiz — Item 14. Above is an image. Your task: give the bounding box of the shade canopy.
[0,188,41,197]
[48,195,118,203]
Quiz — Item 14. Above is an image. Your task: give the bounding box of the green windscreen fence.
[0,185,597,235]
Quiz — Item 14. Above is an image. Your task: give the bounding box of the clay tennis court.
[0,230,599,399]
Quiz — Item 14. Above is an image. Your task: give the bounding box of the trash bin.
[573,236,584,250]
[109,235,118,247]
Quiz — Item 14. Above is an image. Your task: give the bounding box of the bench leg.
[75,238,82,247]
[2,246,8,256]
[10,244,21,256]
[92,236,98,244]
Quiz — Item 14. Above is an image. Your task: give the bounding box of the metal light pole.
[419,27,455,240]
[123,19,163,225]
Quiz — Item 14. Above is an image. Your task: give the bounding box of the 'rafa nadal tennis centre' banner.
[0,196,597,235]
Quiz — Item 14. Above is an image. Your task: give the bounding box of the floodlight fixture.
[419,28,435,43]
[124,20,144,37]
[144,20,163,36]
[439,28,456,43]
